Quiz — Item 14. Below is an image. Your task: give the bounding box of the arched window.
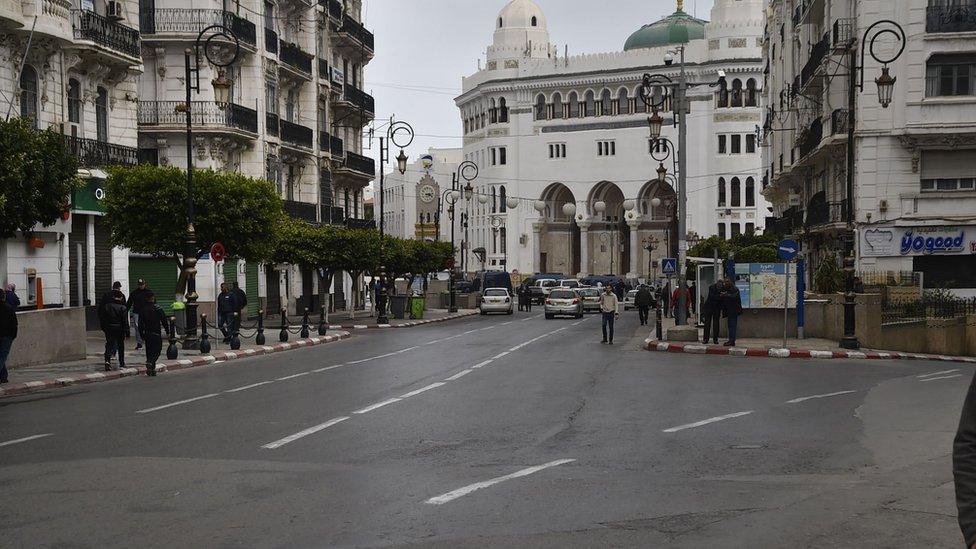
[617,88,630,115]
[745,177,756,207]
[535,94,546,120]
[67,78,81,125]
[718,177,727,207]
[633,85,647,113]
[551,92,563,119]
[500,185,507,213]
[731,79,743,108]
[19,65,38,126]
[498,17,503,28]
[600,89,612,115]
[96,86,108,142]
[498,97,509,122]
[531,16,537,26]
[491,187,497,214]
[568,91,579,117]
[746,78,758,107]
[489,98,497,124]
[584,90,596,117]
[731,177,742,207]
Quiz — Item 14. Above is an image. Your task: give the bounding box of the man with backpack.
[138,295,170,377]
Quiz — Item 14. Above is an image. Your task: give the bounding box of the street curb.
[325,310,479,330]
[643,339,976,363]
[0,331,352,399]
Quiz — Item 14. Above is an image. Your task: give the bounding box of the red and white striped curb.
[326,310,478,330]
[0,331,351,398]
[644,339,976,363]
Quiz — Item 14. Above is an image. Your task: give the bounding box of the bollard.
[318,307,327,336]
[300,308,310,339]
[230,312,241,350]
[656,300,663,341]
[200,313,212,354]
[166,316,179,360]
[256,309,266,345]
[279,308,289,342]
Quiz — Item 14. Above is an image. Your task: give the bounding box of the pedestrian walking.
[635,284,653,326]
[661,280,671,318]
[671,285,693,320]
[0,294,17,384]
[4,283,20,309]
[138,295,170,377]
[720,278,743,347]
[954,373,976,549]
[701,280,723,345]
[216,282,236,343]
[126,279,152,350]
[599,285,620,345]
[98,281,125,313]
[101,294,129,371]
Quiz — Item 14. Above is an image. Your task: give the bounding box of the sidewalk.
[0,308,477,398]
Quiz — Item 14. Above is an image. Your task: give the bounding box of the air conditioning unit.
[106,0,124,21]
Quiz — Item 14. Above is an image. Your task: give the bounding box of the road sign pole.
[783,260,790,349]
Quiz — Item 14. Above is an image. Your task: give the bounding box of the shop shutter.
[245,262,260,317]
[128,257,178,314]
[69,219,88,307]
[265,265,281,314]
[93,217,113,297]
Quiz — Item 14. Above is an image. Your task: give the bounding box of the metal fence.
[856,270,922,288]
[882,297,976,325]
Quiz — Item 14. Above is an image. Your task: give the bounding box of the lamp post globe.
[562,203,576,217]
[593,201,607,214]
[622,199,636,212]
[533,200,546,212]
[506,197,519,209]
[478,194,489,205]
[651,197,662,208]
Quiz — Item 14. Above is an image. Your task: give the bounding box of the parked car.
[529,278,559,304]
[557,279,582,289]
[469,270,513,294]
[545,288,584,319]
[623,290,638,310]
[576,287,602,313]
[454,280,474,294]
[480,288,514,315]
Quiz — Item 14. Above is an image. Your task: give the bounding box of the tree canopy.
[0,118,80,238]
[688,232,781,264]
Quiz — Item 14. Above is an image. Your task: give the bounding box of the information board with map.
[733,263,797,309]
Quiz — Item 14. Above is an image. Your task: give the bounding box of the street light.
[657,163,668,183]
[875,67,896,109]
[376,119,415,325]
[396,149,409,175]
[449,160,478,313]
[180,25,241,350]
[647,109,664,140]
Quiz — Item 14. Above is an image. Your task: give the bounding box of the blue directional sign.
[661,258,678,275]
[778,239,799,261]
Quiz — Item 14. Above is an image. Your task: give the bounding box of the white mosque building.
[455,0,769,279]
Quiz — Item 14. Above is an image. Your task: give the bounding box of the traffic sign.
[661,258,678,275]
[777,239,799,261]
[210,242,226,263]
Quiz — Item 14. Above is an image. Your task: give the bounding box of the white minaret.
[487,0,551,63]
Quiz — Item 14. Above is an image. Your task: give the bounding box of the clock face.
[419,184,436,203]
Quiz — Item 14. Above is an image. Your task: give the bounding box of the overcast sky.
[361,0,716,185]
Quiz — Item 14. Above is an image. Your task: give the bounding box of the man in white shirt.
[599,286,620,345]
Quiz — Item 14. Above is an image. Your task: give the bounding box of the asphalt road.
[0,309,971,548]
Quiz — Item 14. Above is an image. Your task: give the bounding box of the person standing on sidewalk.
[232,282,248,317]
[138,295,170,377]
[0,293,17,384]
[721,278,743,347]
[701,281,723,345]
[661,280,671,318]
[101,294,129,371]
[4,283,20,309]
[634,284,653,326]
[216,283,236,343]
[599,285,620,345]
[126,279,152,350]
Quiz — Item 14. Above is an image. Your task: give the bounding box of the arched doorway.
[637,179,679,277]
[538,183,579,276]
[588,181,628,276]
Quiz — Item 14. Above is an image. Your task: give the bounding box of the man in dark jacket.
[126,279,152,350]
[216,283,236,343]
[98,282,125,327]
[232,282,248,317]
[0,297,17,383]
[101,294,130,371]
[955,373,976,549]
[701,281,723,345]
[661,280,671,318]
[720,278,743,347]
[634,285,654,326]
[4,283,20,309]
[138,295,170,377]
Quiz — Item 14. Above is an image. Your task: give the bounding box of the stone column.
[577,220,591,278]
[627,219,641,279]
[532,222,543,274]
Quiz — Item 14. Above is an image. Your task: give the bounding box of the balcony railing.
[284,200,318,223]
[318,58,329,79]
[323,206,345,225]
[266,112,280,136]
[280,119,313,148]
[806,195,848,227]
[927,2,976,33]
[342,83,375,114]
[798,117,823,159]
[330,135,344,157]
[342,150,375,177]
[323,0,343,21]
[265,27,278,54]
[140,9,256,48]
[831,108,849,135]
[138,101,259,134]
[832,18,855,50]
[279,40,313,75]
[64,136,138,167]
[800,32,829,88]
[345,217,375,230]
[333,14,374,52]
[72,9,140,59]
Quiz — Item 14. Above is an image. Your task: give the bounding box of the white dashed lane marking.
[0,433,53,448]
[424,459,576,505]
[786,390,857,404]
[662,411,754,433]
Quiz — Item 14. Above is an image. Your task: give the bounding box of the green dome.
[624,9,707,51]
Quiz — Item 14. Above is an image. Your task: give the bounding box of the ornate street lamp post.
[448,161,478,313]
[376,120,414,325]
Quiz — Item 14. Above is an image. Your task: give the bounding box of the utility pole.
[676,45,689,326]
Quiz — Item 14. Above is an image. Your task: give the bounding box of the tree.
[0,118,80,238]
[104,165,284,279]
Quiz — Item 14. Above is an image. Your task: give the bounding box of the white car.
[480,288,514,315]
[623,290,638,311]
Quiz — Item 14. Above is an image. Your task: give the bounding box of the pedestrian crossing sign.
[662,258,677,275]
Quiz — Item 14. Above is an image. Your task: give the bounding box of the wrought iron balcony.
[279,40,313,75]
[323,206,345,225]
[266,112,280,136]
[72,9,140,59]
[318,58,329,79]
[140,9,256,48]
[927,2,976,33]
[64,136,138,167]
[137,101,259,134]
[806,193,848,228]
[322,0,343,22]
[265,27,278,54]
[284,200,318,223]
[345,217,375,230]
[341,83,375,115]
[800,32,829,89]
[332,13,374,52]
[798,117,823,159]
[280,119,313,149]
[831,108,849,135]
[341,150,375,178]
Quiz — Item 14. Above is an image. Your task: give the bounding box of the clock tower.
[415,174,440,240]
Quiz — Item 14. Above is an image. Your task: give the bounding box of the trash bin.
[409,296,425,319]
[390,294,408,320]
